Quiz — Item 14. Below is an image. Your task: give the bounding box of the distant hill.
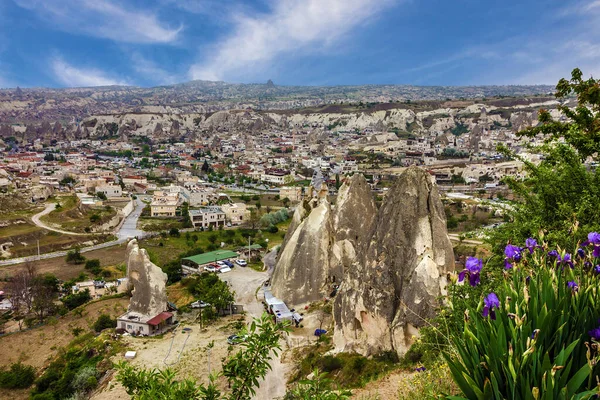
[0,80,554,124]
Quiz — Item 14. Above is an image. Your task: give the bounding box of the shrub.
[70,366,98,393]
[93,314,116,332]
[445,235,600,399]
[319,355,343,372]
[0,363,36,389]
[62,289,92,310]
[89,214,100,223]
[84,259,101,274]
[169,228,180,237]
[66,248,86,264]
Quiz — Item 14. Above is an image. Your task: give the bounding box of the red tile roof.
[146,312,173,326]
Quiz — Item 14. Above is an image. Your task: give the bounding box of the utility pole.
[248,236,251,262]
[37,239,40,260]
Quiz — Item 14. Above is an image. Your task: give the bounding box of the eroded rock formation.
[126,239,168,316]
[333,166,454,357]
[271,174,376,305]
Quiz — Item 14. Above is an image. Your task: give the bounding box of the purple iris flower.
[482,292,500,320]
[548,250,559,258]
[504,244,523,269]
[588,232,600,244]
[577,247,586,259]
[590,323,600,340]
[595,265,600,274]
[525,238,539,254]
[415,366,426,372]
[583,232,600,258]
[458,257,483,287]
[567,281,578,291]
[560,253,574,269]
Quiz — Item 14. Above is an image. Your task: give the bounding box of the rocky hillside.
[271,167,454,357]
[0,96,569,145]
[0,81,553,124]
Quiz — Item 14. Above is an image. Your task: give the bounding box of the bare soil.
[0,243,128,281]
[0,297,129,369]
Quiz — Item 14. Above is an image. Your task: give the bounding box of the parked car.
[204,265,217,272]
[223,260,234,267]
[191,300,210,309]
[227,334,248,345]
[216,261,227,267]
[219,267,232,274]
[235,259,247,267]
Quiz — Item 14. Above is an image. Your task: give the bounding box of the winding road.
[0,198,146,266]
[31,203,89,236]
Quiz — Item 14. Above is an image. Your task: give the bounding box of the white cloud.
[189,0,398,81]
[130,52,179,85]
[14,0,182,44]
[51,58,129,87]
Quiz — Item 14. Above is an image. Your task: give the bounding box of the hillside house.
[189,206,226,228]
[150,191,180,217]
[221,203,249,225]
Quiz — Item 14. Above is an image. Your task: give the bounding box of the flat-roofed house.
[188,206,226,228]
[150,191,180,217]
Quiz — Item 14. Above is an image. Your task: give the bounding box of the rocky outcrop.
[126,239,168,317]
[271,174,377,305]
[271,198,333,305]
[333,166,454,357]
[328,175,377,283]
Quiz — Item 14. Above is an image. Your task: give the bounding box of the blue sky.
[0,0,599,88]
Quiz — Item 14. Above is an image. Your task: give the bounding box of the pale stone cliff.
[271,174,376,305]
[126,239,168,317]
[333,167,454,357]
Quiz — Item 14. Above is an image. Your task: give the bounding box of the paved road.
[0,198,146,267]
[448,233,484,245]
[116,198,145,240]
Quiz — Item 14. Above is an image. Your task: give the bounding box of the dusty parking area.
[94,266,290,400]
[94,266,329,400]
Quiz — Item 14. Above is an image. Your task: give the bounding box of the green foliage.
[0,363,36,389]
[96,191,107,201]
[284,369,352,400]
[441,148,469,159]
[169,227,180,237]
[451,123,469,136]
[259,208,289,227]
[32,333,110,399]
[60,175,76,186]
[162,260,183,284]
[185,274,235,317]
[66,247,86,264]
[445,241,600,399]
[451,174,466,184]
[61,289,92,310]
[93,314,116,332]
[116,313,290,399]
[491,68,600,252]
[85,259,101,275]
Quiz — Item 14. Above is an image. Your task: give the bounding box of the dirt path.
[31,203,88,236]
[222,267,291,400]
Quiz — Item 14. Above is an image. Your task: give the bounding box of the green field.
[139,221,290,268]
[41,195,118,233]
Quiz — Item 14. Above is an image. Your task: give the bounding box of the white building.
[96,183,122,198]
[189,206,226,229]
[221,203,249,225]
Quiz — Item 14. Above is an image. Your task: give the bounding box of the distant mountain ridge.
[0,79,555,124]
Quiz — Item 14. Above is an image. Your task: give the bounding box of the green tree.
[66,247,86,264]
[490,68,600,252]
[93,314,116,332]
